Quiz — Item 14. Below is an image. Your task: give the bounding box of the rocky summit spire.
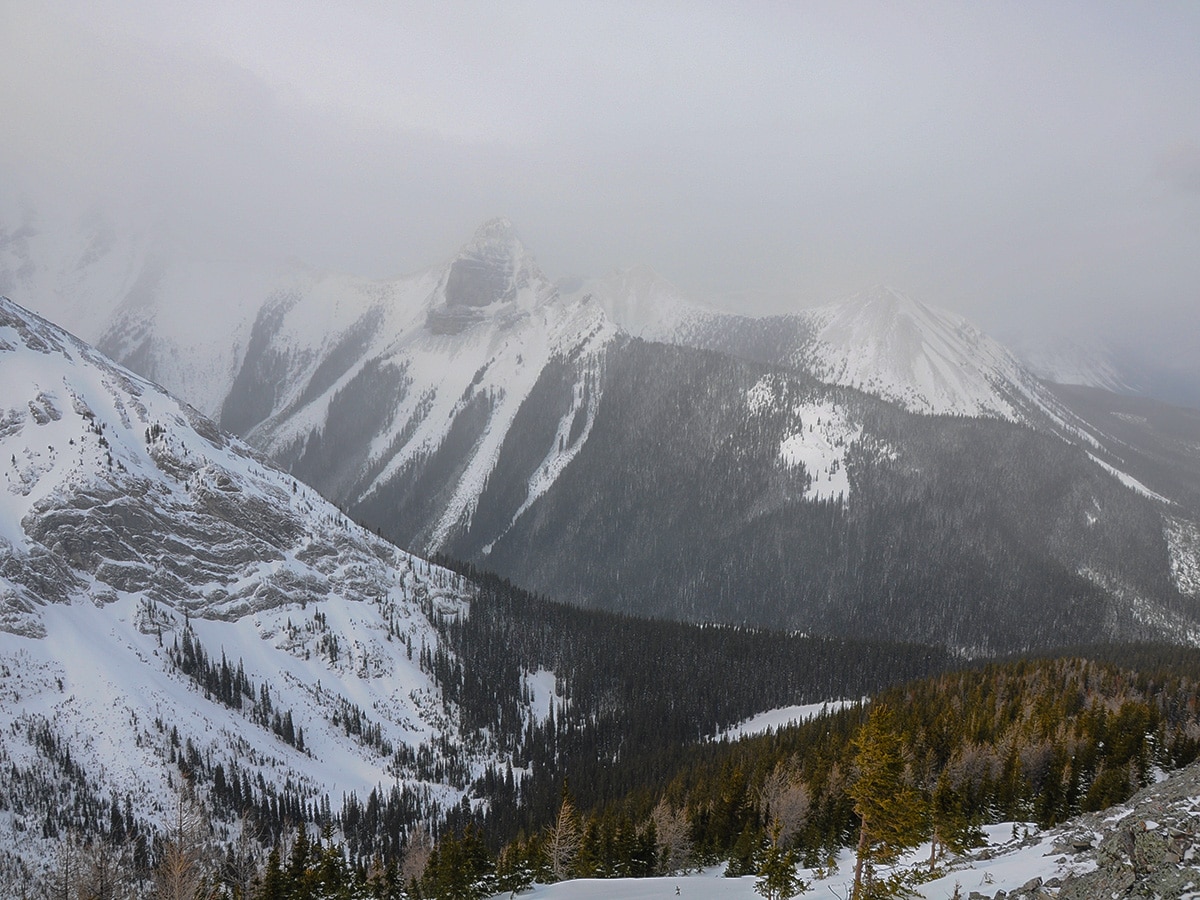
[444,218,530,309]
[429,218,552,334]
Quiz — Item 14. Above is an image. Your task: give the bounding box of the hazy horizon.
[2,2,1198,362]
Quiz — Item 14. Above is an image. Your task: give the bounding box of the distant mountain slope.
[1010,332,1137,394]
[2,295,969,887]
[798,286,1057,421]
[462,338,1200,652]
[572,272,1062,422]
[1047,383,1200,517]
[202,219,616,556]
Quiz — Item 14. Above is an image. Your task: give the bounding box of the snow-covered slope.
[499,759,1200,900]
[0,200,148,346]
[9,216,1198,652]
[1009,332,1136,394]
[212,218,616,552]
[572,264,711,343]
[574,272,1064,423]
[798,287,1056,420]
[0,295,516,867]
[0,199,289,417]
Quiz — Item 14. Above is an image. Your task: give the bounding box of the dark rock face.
[445,255,513,309]
[427,218,536,333]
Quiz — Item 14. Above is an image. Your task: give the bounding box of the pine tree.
[927,771,981,872]
[255,846,287,900]
[848,704,926,900]
[755,824,807,900]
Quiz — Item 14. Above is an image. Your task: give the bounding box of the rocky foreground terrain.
[952,760,1200,899]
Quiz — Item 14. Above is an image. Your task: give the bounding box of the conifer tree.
[755,824,807,900]
[254,846,286,900]
[848,704,926,900]
[927,771,981,871]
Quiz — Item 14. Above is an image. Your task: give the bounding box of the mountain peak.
[839,284,928,317]
[438,218,542,315]
[455,217,526,265]
[470,216,519,243]
[563,265,698,339]
[801,287,1044,419]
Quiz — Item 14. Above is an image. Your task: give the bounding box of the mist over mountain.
[5,6,1200,896]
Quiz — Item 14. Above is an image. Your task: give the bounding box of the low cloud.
[2,2,1200,355]
[1157,143,1200,195]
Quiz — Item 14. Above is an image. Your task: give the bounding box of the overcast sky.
[2,1,1198,351]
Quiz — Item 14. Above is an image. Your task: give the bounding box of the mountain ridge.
[5,220,1200,652]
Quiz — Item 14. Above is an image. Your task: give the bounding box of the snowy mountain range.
[5,215,1200,652]
[4,207,1200,896]
[5,296,950,880]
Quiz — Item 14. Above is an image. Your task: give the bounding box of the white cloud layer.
[2,1,1198,353]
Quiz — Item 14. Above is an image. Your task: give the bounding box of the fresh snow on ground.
[498,871,762,900]
[747,376,873,504]
[483,823,1076,900]
[1086,452,1170,503]
[777,402,861,503]
[523,667,567,726]
[718,700,857,740]
[801,287,1040,421]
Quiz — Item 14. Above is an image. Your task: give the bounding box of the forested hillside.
[468,339,1188,652]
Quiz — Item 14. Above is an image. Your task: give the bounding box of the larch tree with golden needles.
[848,703,927,900]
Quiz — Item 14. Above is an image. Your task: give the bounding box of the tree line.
[9,646,1200,899]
